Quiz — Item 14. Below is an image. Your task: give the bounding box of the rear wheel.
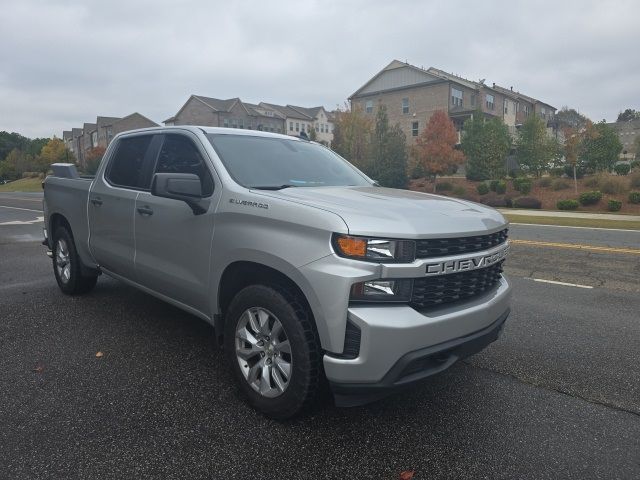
[52,226,98,295]
[224,284,322,420]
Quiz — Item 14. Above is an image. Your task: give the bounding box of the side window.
[155,134,214,196]
[106,135,153,189]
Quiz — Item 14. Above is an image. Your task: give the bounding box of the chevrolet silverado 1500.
[43,126,510,419]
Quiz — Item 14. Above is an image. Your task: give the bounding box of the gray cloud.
[1,0,638,138]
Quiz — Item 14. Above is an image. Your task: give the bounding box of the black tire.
[224,284,323,420]
[52,226,98,295]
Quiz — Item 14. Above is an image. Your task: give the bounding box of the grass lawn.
[504,213,640,231]
[0,177,43,192]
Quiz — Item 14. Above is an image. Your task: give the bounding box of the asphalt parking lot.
[1,192,639,479]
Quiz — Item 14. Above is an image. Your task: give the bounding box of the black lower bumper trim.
[331,308,510,407]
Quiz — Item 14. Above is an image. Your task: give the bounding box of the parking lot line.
[532,278,594,289]
[0,205,43,213]
[510,239,640,255]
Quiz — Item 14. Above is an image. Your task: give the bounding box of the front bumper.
[323,275,511,405]
[330,308,509,406]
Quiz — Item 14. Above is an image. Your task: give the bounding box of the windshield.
[207,134,371,189]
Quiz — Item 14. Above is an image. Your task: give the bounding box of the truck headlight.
[350,279,413,302]
[332,234,415,263]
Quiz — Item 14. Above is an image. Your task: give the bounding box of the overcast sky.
[1,0,638,138]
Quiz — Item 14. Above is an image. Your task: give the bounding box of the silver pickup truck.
[43,126,511,419]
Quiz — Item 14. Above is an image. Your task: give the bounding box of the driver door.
[134,132,217,315]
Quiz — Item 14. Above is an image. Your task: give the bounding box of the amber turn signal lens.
[336,236,367,257]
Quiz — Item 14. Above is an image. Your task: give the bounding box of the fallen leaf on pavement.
[33,363,45,373]
[400,471,415,480]
[95,351,104,358]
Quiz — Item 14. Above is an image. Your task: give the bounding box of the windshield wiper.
[249,184,298,190]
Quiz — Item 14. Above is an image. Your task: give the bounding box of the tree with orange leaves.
[411,110,465,191]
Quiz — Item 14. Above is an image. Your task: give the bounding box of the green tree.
[0,148,34,180]
[617,108,640,122]
[555,107,589,131]
[369,105,407,188]
[331,104,372,172]
[411,110,465,191]
[515,115,559,177]
[461,111,511,180]
[37,137,73,173]
[580,121,623,172]
[0,131,31,160]
[308,126,317,141]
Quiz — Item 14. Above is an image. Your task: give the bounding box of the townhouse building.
[349,60,557,146]
[64,113,157,167]
[165,95,335,145]
[163,95,285,133]
[607,119,640,160]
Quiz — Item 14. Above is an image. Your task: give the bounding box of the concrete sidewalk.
[498,209,640,222]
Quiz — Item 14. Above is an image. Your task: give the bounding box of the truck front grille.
[410,261,504,310]
[415,229,508,259]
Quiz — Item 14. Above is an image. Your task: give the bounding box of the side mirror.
[151,173,210,215]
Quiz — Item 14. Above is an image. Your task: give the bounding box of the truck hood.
[258,186,507,237]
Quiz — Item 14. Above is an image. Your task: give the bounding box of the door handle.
[90,197,103,206]
[137,206,153,216]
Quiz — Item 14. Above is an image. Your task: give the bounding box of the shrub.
[551,179,569,191]
[537,177,552,188]
[579,191,602,205]
[607,199,622,212]
[21,171,40,178]
[512,177,532,194]
[435,181,453,192]
[631,172,640,188]
[480,193,507,207]
[452,185,466,197]
[550,167,565,177]
[614,163,631,176]
[599,176,627,195]
[489,179,506,193]
[557,199,579,210]
[564,164,585,179]
[628,191,640,204]
[477,183,490,195]
[584,176,600,188]
[504,195,514,208]
[631,160,639,170]
[513,196,542,209]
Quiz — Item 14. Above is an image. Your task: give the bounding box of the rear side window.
[106,135,153,189]
[155,134,214,196]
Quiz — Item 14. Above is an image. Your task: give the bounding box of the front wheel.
[52,226,98,295]
[224,284,323,420]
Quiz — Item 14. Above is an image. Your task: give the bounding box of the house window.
[540,107,546,119]
[471,94,476,106]
[231,119,238,128]
[412,121,419,137]
[451,88,463,107]
[524,105,530,116]
[365,100,373,113]
[485,94,495,110]
[289,121,293,131]
[91,131,98,147]
[301,124,306,132]
[247,121,253,130]
[223,118,229,127]
[296,122,299,132]
[402,97,409,114]
[504,100,509,114]
[266,111,273,117]
[106,127,113,140]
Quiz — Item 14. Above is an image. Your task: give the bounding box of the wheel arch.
[216,260,323,345]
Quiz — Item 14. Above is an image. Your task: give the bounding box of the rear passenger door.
[134,132,217,314]
[89,134,160,279]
